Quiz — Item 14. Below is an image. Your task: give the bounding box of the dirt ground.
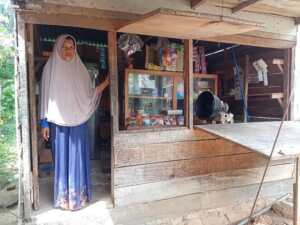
[0,205,18,225]
[16,196,293,225]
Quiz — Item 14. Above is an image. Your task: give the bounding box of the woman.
[40,34,109,210]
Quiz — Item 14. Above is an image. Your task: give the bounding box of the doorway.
[31,24,112,211]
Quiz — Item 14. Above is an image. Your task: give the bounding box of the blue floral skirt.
[50,122,91,210]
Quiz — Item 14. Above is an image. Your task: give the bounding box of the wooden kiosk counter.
[195,121,300,224]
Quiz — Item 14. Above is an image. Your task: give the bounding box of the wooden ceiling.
[190,0,300,18]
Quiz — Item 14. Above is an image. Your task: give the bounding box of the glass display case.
[125,69,184,130]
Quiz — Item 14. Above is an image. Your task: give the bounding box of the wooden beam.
[115,164,294,206]
[294,157,300,225]
[205,33,296,49]
[27,23,39,210]
[108,31,118,206]
[17,11,128,31]
[115,128,216,147]
[244,55,249,122]
[115,139,250,167]
[184,39,193,128]
[191,0,208,9]
[283,49,292,120]
[114,152,267,187]
[108,31,119,135]
[20,2,139,21]
[232,0,262,14]
[16,18,32,220]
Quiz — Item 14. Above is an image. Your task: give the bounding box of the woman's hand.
[42,128,50,141]
[96,77,109,95]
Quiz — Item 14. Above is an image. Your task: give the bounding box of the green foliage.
[0,45,14,123]
[0,0,16,188]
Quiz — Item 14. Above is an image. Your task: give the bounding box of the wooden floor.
[195,121,300,160]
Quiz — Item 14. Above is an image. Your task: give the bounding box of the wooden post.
[108,31,118,205]
[284,49,291,120]
[184,39,193,128]
[16,17,32,220]
[27,23,39,210]
[244,55,249,123]
[173,76,178,110]
[290,46,299,120]
[294,157,300,225]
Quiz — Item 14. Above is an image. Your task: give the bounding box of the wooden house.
[13,0,300,222]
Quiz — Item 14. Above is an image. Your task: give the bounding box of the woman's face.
[60,39,75,61]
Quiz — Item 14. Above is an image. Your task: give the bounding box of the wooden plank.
[208,0,300,18]
[172,76,178,110]
[205,33,296,49]
[124,69,129,126]
[108,31,119,135]
[191,0,208,9]
[184,39,193,128]
[291,46,297,120]
[232,0,263,13]
[18,11,127,31]
[195,121,300,160]
[115,139,250,167]
[14,20,23,225]
[17,18,32,220]
[284,48,292,120]
[119,8,262,39]
[108,31,118,204]
[113,180,292,222]
[125,68,183,77]
[115,179,293,208]
[244,55,249,122]
[21,2,139,21]
[27,23,39,210]
[115,163,294,206]
[248,86,282,95]
[115,128,217,147]
[114,152,267,187]
[294,157,300,225]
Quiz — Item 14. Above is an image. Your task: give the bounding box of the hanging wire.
[245,89,295,224]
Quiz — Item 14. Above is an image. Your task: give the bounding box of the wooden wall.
[211,47,287,122]
[112,128,294,206]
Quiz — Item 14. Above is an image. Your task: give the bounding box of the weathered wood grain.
[115,163,294,206]
[108,31,118,204]
[27,23,39,210]
[114,152,268,187]
[17,18,32,220]
[196,121,300,160]
[184,39,193,128]
[115,128,217,147]
[115,139,251,167]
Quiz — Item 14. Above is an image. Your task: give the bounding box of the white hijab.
[40,34,101,126]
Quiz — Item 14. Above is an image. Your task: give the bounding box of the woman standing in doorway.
[40,34,109,210]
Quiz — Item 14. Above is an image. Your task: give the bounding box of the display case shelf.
[129,95,172,100]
